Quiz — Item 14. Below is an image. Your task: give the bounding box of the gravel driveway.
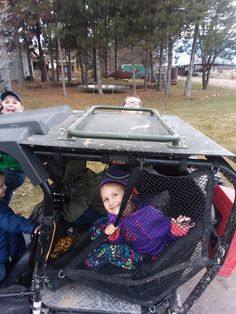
[178,269,236,314]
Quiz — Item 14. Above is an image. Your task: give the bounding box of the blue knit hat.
[1,90,22,103]
[100,165,130,188]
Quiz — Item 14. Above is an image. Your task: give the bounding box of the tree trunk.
[35,21,47,82]
[205,68,211,89]
[69,49,72,81]
[202,73,207,89]
[93,46,97,82]
[65,49,69,81]
[184,22,199,99]
[25,40,34,81]
[114,38,118,71]
[143,49,148,91]
[95,46,103,95]
[201,55,210,90]
[104,46,109,79]
[79,50,85,84]
[27,49,34,82]
[157,41,163,91]
[66,49,72,81]
[202,64,206,89]
[202,66,211,90]
[132,63,137,96]
[85,53,88,84]
[57,36,67,96]
[166,37,173,97]
[0,31,11,90]
[15,33,25,87]
[55,42,59,82]
[149,51,154,82]
[49,36,55,82]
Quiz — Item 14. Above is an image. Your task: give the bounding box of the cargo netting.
[49,167,214,306]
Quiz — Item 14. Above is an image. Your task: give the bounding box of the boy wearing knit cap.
[85,165,194,270]
[0,90,24,114]
[0,90,26,204]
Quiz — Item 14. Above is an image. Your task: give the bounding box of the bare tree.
[184,22,199,99]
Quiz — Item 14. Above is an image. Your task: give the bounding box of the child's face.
[1,95,24,114]
[0,175,7,199]
[124,97,141,108]
[100,182,125,215]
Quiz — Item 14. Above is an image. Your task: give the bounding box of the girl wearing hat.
[85,166,194,270]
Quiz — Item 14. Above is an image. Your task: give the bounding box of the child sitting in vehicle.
[85,165,194,270]
[0,90,26,204]
[0,171,37,281]
[0,90,24,114]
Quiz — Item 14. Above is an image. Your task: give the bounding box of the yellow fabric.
[49,235,79,259]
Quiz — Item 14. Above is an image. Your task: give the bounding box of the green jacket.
[0,153,23,171]
[62,168,105,223]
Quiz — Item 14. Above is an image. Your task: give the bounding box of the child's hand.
[105,224,121,241]
[104,223,118,235]
[171,215,195,237]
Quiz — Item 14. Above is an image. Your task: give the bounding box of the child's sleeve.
[107,227,122,242]
[88,216,108,240]
[171,221,189,237]
[0,212,35,234]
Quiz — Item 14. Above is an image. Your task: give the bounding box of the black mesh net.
[52,167,214,306]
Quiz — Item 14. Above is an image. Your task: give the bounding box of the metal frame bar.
[66,106,181,145]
